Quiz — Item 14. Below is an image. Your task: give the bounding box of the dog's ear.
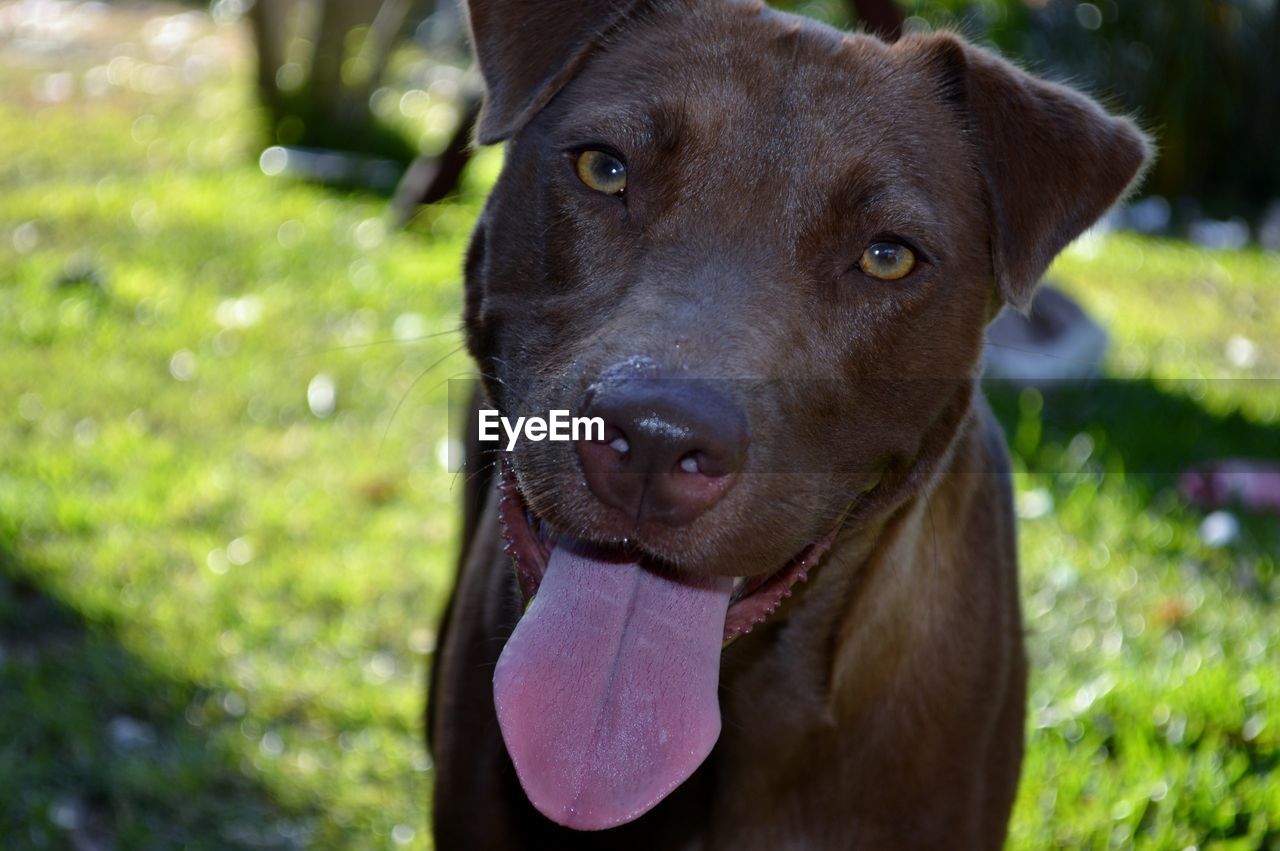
[465,0,653,144]
[906,34,1151,310]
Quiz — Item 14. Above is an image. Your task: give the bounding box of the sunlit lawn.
[1,4,1277,849]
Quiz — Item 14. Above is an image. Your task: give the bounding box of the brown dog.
[428,1,1149,847]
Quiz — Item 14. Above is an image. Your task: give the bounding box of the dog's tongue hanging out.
[493,544,732,831]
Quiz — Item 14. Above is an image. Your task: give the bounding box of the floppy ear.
[465,0,653,144]
[908,34,1151,310]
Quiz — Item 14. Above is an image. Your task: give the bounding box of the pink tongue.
[493,545,732,831]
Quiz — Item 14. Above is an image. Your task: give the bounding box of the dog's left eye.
[858,242,917,281]
[575,149,627,197]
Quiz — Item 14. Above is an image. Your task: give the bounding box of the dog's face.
[465,0,1147,831]
[466,1,1144,581]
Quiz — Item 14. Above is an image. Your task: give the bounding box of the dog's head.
[464,0,1148,832]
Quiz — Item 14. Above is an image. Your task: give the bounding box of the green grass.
[992,237,1280,849]
[1,5,1277,850]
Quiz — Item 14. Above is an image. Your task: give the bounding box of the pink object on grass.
[1179,460,1280,516]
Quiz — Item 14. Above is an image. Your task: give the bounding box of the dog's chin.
[497,460,840,643]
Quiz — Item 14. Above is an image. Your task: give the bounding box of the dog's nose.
[577,370,748,527]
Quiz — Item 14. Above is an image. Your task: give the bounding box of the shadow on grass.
[0,550,314,850]
[986,374,1280,589]
[986,376,1280,477]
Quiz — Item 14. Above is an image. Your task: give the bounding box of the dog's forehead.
[577,15,938,128]
[556,3,969,229]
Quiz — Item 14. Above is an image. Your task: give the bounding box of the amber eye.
[858,242,917,281]
[575,149,627,196]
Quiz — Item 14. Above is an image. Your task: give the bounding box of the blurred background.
[0,0,1276,848]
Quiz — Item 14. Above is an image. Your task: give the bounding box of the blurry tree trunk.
[250,0,421,166]
[356,0,415,105]
[248,0,292,116]
[304,1,378,129]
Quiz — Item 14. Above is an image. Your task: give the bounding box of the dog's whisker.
[290,324,465,360]
[451,456,499,493]
[378,343,468,455]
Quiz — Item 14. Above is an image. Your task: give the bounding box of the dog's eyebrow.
[554,102,683,155]
[861,187,943,233]
[811,165,949,260]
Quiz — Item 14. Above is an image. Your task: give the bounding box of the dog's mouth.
[492,459,838,832]
[496,463,835,644]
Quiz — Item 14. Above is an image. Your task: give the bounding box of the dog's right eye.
[857,242,917,281]
[575,149,627,197]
